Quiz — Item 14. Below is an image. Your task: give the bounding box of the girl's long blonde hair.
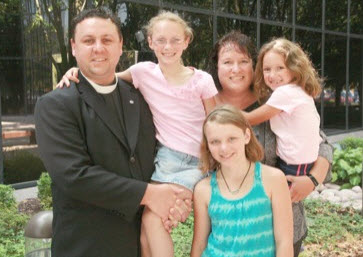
[199,104,264,173]
[144,10,193,42]
[255,38,322,102]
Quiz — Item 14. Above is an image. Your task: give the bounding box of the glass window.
[217,0,257,17]
[325,0,347,32]
[348,39,362,129]
[296,0,322,28]
[260,0,292,23]
[260,24,291,45]
[295,30,323,115]
[163,0,212,9]
[323,34,347,131]
[350,1,363,34]
[182,12,213,69]
[217,17,257,43]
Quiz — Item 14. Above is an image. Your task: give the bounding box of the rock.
[17,198,42,215]
[315,184,326,192]
[307,191,320,200]
[351,186,362,194]
[351,193,362,200]
[341,201,353,208]
[320,189,338,198]
[324,183,341,190]
[327,195,341,205]
[351,200,362,211]
[338,189,357,200]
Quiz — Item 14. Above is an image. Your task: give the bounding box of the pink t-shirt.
[266,84,322,164]
[130,62,218,158]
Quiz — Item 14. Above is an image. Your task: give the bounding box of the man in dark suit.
[35,8,190,257]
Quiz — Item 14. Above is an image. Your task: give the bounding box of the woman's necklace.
[220,161,252,195]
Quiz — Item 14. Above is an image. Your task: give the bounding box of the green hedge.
[0,185,28,257]
[4,150,45,184]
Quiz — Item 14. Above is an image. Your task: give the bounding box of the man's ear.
[70,38,76,57]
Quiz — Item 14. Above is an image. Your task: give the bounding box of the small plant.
[332,137,363,189]
[0,185,28,257]
[339,136,363,150]
[172,212,194,257]
[0,184,16,209]
[37,172,53,210]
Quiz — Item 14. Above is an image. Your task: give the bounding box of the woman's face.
[217,44,254,93]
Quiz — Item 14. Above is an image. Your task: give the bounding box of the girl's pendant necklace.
[220,161,252,195]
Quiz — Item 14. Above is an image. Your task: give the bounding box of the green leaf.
[341,183,352,189]
[337,159,351,171]
[331,172,338,182]
[349,175,361,186]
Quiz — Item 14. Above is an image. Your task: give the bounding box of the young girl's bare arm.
[202,97,216,115]
[56,67,133,88]
[190,178,211,257]
[116,69,133,83]
[263,166,293,257]
[242,104,281,126]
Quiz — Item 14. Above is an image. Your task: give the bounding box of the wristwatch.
[307,174,319,188]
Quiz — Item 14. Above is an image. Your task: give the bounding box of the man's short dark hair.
[71,8,123,40]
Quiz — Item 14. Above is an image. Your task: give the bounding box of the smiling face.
[262,50,295,90]
[147,20,189,66]
[204,121,251,167]
[71,17,123,85]
[217,44,254,94]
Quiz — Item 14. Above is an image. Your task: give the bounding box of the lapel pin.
[129,100,134,104]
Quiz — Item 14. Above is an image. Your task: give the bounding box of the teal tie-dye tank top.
[202,162,276,257]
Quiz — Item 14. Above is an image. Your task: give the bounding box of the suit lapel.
[118,80,140,156]
[77,75,129,150]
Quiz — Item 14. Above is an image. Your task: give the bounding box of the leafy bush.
[332,137,363,189]
[0,185,28,257]
[0,184,16,208]
[339,136,363,150]
[4,150,45,184]
[37,172,52,210]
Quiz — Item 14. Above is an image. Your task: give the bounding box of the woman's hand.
[163,198,192,233]
[56,67,80,88]
[286,175,315,202]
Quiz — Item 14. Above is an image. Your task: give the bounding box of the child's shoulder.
[260,164,286,182]
[132,61,158,70]
[194,174,212,195]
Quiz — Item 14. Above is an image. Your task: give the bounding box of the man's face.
[71,17,123,85]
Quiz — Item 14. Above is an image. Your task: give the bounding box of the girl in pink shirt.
[243,38,322,189]
[58,11,217,257]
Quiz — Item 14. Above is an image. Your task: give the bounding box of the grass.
[172,199,363,257]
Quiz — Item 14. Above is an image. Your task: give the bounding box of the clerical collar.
[81,72,118,94]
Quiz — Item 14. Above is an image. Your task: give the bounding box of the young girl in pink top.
[58,11,217,257]
[243,38,322,188]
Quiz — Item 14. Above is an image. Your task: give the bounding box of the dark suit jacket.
[35,74,156,257]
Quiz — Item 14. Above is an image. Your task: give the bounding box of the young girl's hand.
[56,67,80,88]
[286,175,315,202]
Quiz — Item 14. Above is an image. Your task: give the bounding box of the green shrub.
[332,146,362,189]
[339,136,363,150]
[0,186,28,257]
[4,150,45,184]
[172,212,194,257]
[37,172,53,210]
[0,184,16,209]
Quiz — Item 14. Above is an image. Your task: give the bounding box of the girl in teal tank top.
[191,105,293,257]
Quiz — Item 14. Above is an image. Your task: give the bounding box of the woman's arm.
[202,97,216,115]
[190,179,211,257]
[264,166,293,257]
[287,131,333,202]
[242,104,281,126]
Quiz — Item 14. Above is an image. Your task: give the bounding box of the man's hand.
[286,175,315,202]
[141,184,192,223]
